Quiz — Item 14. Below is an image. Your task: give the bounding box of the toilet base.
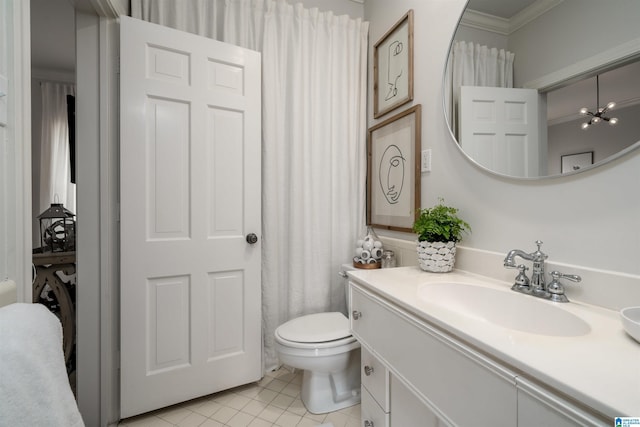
[299,348,361,414]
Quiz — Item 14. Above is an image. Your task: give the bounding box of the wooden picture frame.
[367,105,421,232]
[373,10,414,119]
[561,151,593,174]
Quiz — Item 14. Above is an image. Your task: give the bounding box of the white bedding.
[0,303,84,427]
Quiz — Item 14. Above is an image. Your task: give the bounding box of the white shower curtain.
[446,40,514,137]
[39,82,76,216]
[132,0,369,370]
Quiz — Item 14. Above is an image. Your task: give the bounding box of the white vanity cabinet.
[516,378,607,427]
[351,282,517,426]
[349,281,609,427]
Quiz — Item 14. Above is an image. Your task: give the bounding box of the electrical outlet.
[421,149,432,172]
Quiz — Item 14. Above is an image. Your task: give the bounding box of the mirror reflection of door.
[459,86,546,178]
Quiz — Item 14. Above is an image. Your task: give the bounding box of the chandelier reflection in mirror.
[579,75,619,130]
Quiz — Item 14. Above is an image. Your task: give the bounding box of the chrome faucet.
[504,241,580,302]
[504,240,549,297]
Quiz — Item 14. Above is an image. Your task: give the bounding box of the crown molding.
[460,9,510,35]
[509,0,564,33]
[460,0,564,36]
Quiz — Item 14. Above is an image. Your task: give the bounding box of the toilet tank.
[340,263,357,316]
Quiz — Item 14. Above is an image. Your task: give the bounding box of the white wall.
[31,0,75,72]
[364,0,640,278]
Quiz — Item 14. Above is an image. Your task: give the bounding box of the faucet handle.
[511,264,531,292]
[550,271,581,283]
[547,271,581,302]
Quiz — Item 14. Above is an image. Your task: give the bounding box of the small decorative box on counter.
[354,227,383,269]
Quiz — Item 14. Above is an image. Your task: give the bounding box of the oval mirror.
[444,0,640,179]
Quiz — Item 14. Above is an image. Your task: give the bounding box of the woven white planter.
[417,241,456,273]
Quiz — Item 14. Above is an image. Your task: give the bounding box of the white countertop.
[348,266,640,418]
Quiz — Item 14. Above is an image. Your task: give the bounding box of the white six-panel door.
[119,16,262,418]
[460,86,545,177]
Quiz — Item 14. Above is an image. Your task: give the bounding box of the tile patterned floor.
[118,367,361,427]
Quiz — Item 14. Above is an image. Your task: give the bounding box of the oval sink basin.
[418,283,591,337]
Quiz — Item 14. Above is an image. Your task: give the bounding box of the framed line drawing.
[561,151,593,174]
[367,105,421,232]
[373,9,414,119]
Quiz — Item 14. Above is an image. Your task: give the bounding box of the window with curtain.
[38,81,76,217]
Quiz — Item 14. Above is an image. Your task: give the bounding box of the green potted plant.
[412,198,470,272]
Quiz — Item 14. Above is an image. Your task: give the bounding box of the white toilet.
[274,265,361,414]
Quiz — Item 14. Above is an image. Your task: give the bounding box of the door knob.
[246,233,258,244]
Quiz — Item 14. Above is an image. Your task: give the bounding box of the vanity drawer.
[361,346,389,412]
[350,283,517,426]
[361,386,389,427]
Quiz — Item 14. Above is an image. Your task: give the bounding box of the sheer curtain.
[446,40,514,137]
[39,82,76,216]
[132,0,369,370]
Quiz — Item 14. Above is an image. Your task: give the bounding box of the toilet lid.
[277,312,351,343]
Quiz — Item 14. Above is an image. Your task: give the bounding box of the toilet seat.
[278,312,351,342]
[275,333,357,350]
[275,312,356,350]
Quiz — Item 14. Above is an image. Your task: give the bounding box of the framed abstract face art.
[373,9,414,118]
[367,105,421,232]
